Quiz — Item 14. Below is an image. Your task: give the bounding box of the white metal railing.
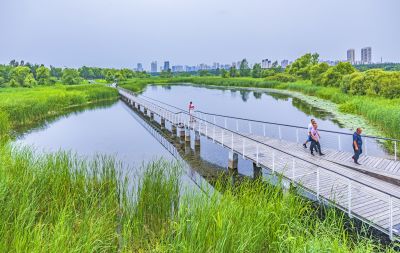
[118,88,400,241]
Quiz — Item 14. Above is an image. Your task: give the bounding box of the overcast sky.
[0,0,399,69]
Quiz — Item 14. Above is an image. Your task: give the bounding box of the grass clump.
[0,84,118,130]
[0,145,123,252]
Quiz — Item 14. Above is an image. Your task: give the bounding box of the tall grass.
[0,110,9,141]
[0,144,397,252]
[0,84,118,131]
[0,145,124,252]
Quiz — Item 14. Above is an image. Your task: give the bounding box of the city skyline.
[1,0,399,68]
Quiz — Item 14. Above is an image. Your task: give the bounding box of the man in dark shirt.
[352,128,363,165]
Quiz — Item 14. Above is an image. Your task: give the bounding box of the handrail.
[195,110,400,143]
[124,91,400,200]
[137,93,399,143]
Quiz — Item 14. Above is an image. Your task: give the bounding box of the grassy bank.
[0,84,118,134]
[0,144,396,252]
[120,76,400,141]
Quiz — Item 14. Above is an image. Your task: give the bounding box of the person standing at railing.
[303,119,316,148]
[310,123,324,156]
[352,128,363,165]
[188,101,195,122]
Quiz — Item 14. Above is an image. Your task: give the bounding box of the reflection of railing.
[118,87,400,241]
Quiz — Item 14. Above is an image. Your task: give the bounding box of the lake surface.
[16,84,386,179]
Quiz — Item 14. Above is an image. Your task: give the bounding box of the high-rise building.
[137,63,143,72]
[172,65,184,72]
[261,59,271,69]
[163,61,170,71]
[151,61,157,73]
[347,49,355,64]
[281,59,289,68]
[361,47,372,64]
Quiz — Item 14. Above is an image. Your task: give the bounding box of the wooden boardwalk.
[118,88,400,241]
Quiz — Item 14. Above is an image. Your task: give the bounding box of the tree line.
[204,54,400,99]
[0,60,149,87]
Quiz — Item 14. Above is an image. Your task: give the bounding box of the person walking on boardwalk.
[303,119,316,148]
[188,101,195,122]
[310,123,324,156]
[352,128,363,165]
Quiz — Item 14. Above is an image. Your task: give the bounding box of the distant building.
[137,63,143,72]
[151,61,157,73]
[361,47,372,64]
[172,65,184,72]
[261,59,272,69]
[163,61,170,71]
[281,59,289,68]
[347,49,355,64]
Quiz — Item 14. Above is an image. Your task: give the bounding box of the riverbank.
[0,84,118,139]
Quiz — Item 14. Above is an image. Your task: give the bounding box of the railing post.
[338,134,341,151]
[292,158,295,182]
[242,138,245,159]
[296,128,299,143]
[213,124,215,143]
[205,121,208,137]
[224,118,227,129]
[278,126,282,140]
[272,151,275,173]
[249,122,252,134]
[263,124,266,137]
[395,141,397,161]
[256,144,259,166]
[231,133,234,151]
[222,129,224,147]
[348,179,352,218]
[236,120,239,132]
[389,196,393,240]
[365,137,368,156]
[316,168,320,200]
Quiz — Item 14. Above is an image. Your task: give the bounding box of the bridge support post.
[179,126,185,142]
[194,131,201,152]
[253,163,262,179]
[160,118,166,129]
[150,112,154,121]
[228,151,238,172]
[185,127,191,144]
[171,124,177,136]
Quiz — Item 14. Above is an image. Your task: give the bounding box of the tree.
[310,62,329,85]
[160,69,173,78]
[252,63,262,78]
[36,66,51,85]
[23,73,37,87]
[239,59,251,77]
[319,62,355,87]
[229,66,239,77]
[199,70,210,76]
[286,53,319,79]
[9,66,31,86]
[105,71,115,82]
[61,68,81,85]
[50,66,63,78]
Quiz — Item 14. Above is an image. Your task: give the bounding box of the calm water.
[16,84,386,178]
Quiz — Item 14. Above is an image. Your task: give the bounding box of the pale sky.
[0,0,399,69]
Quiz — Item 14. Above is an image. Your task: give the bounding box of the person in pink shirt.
[310,123,324,156]
[188,101,195,122]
